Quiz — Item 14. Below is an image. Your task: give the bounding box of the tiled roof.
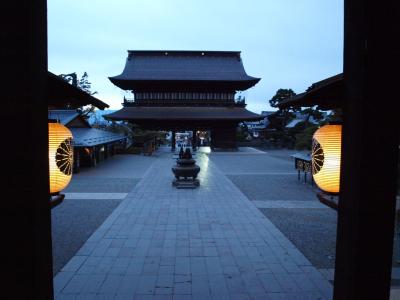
[70,128,126,147]
[48,110,80,125]
[109,51,260,91]
[104,106,263,122]
[261,111,275,116]
[278,73,343,110]
[47,72,109,110]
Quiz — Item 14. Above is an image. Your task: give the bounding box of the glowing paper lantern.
[49,122,73,194]
[312,124,342,194]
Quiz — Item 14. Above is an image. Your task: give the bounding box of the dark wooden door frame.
[2,0,399,299]
[333,0,400,299]
[3,1,53,299]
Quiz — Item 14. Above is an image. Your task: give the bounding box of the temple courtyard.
[51,147,399,299]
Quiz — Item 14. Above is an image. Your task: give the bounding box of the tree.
[269,88,297,108]
[59,72,97,118]
[236,125,250,142]
[300,106,324,126]
[267,89,298,131]
[294,124,319,150]
[78,72,97,96]
[59,72,78,87]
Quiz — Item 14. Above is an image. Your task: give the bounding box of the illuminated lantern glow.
[312,124,342,194]
[49,122,74,194]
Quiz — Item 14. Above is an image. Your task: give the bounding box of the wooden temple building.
[105,50,263,150]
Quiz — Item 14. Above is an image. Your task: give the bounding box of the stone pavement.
[54,148,333,299]
[53,155,157,275]
[212,151,335,272]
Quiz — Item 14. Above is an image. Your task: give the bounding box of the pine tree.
[78,72,97,95]
[58,72,97,118]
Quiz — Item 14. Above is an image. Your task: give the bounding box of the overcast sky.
[48,0,343,114]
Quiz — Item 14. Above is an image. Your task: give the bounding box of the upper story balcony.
[123,92,247,107]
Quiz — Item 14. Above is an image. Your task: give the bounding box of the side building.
[105,50,263,150]
[243,111,275,138]
[48,110,127,172]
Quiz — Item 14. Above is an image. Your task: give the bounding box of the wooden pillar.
[192,130,197,151]
[91,147,97,167]
[2,0,53,298]
[334,1,400,299]
[171,130,176,151]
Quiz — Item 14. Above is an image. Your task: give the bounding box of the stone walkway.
[54,150,333,299]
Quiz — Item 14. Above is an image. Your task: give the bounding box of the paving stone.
[155,287,173,295]
[134,295,173,300]
[136,276,158,295]
[257,273,282,293]
[205,257,223,275]
[61,256,88,272]
[55,294,78,300]
[208,274,229,295]
[173,282,191,295]
[75,294,97,300]
[290,273,319,292]
[173,296,192,300]
[157,275,174,289]
[115,295,134,300]
[190,257,207,275]
[274,273,301,292]
[159,265,175,275]
[220,255,236,267]
[53,271,75,293]
[191,275,210,295]
[241,271,267,298]
[117,274,140,295]
[225,274,247,294]
[175,257,190,275]
[229,293,251,300]
[81,274,106,294]
[99,274,124,294]
[62,274,90,294]
[267,293,289,300]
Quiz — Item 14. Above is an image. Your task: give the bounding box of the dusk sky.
[48,0,343,114]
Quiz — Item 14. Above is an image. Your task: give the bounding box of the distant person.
[179,146,184,158]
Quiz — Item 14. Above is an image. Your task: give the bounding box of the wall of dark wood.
[334,1,400,299]
[2,1,53,299]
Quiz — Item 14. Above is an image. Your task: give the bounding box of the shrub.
[294,125,319,150]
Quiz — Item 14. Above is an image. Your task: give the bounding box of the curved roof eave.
[108,77,261,91]
[103,106,263,122]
